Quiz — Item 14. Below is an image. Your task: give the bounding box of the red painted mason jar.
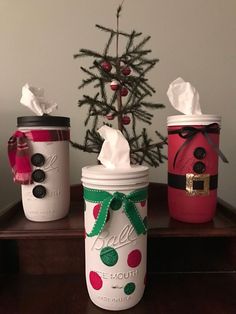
[167,114,222,223]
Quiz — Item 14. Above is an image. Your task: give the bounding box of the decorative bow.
[84,187,148,237]
[168,123,228,168]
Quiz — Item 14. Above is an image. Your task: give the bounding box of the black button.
[32,169,46,183]
[32,185,47,198]
[193,161,206,174]
[31,153,45,167]
[194,147,206,160]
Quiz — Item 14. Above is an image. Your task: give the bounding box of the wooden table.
[0,183,236,313]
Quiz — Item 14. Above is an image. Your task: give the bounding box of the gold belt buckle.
[186,174,210,196]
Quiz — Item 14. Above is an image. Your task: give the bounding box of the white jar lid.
[82,165,149,189]
[167,114,221,126]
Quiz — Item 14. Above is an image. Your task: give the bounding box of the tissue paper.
[97,125,131,169]
[167,77,202,115]
[20,83,58,116]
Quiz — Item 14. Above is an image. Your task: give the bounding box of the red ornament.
[106,114,114,120]
[101,61,112,72]
[110,80,119,91]
[122,66,131,76]
[122,115,131,125]
[120,87,128,96]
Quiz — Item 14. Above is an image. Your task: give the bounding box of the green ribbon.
[84,187,148,237]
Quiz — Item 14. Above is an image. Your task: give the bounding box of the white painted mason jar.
[17,115,70,222]
[82,165,149,311]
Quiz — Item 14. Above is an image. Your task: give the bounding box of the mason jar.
[15,115,70,222]
[82,165,148,311]
[167,114,222,223]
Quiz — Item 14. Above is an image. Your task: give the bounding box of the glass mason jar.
[16,115,70,222]
[167,114,223,223]
[82,165,148,311]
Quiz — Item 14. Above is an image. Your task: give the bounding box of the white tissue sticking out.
[97,125,131,169]
[20,83,58,116]
[167,77,202,115]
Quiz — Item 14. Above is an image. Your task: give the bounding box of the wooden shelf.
[0,273,235,314]
[0,184,235,313]
[0,183,235,239]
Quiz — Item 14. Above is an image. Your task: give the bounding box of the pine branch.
[134,81,152,96]
[116,2,123,18]
[84,129,103,153]
[135,58,159,65]
[91,110,99,130]
[84,106,93,126]
[121,63,157,94]
[125,30,136,53]
[79,77,98,89]
[128,64,144,76]
[110,90,119,108]
[155,130,168,144]
[74,49,104,59]
[128,107,153,120]
[141,102,165,109]
[128,58,159,78]
[104,32,115,56]
[124,75,155,96]
[80,66,96,77]
[78,67,101,89]
[132,114,152,125]
[79,94,116,113]
[70,140,87,151]
[138,63,157,79]
[123,53,151,68]
[129,128,167,167]
[95,24,141,38]
[132,36,151,53]
[100,80,108,104]
[128,49,153,57]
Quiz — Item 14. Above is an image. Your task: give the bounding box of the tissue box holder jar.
[17,116,70,222]
[82,165,148,311]
[167,114,221,223]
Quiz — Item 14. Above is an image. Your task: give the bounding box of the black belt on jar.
[168,172,218,196]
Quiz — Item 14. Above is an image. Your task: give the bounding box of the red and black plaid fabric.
[8,129,70,185]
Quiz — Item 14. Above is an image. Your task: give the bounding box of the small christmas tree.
[71,4,167,167]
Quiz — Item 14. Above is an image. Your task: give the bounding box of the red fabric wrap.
[8,129,70,185]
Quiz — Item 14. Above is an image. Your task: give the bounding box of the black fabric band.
[168,173,218,190]
[168,126,220,136]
